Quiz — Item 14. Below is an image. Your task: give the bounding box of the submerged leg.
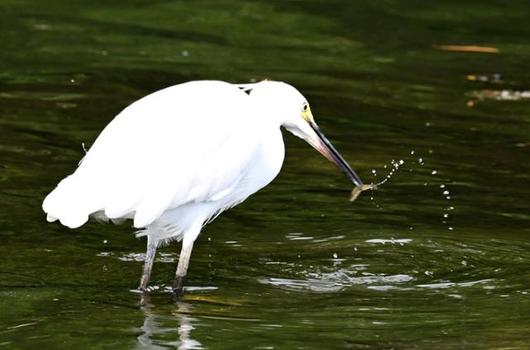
[172,240,194,298]
[139,236,158,291]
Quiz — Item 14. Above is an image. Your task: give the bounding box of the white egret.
[42,80,365,296]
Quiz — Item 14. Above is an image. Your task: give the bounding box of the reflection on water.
[137,300,202,350]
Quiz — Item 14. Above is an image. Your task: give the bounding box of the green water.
[1,1,529,349]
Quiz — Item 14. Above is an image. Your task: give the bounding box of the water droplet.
[443,213,449,218]
[410,150,415,155]
[333,253,338,259]
[371,169,377,175]
[443,190,450,195]
[399,159,404,165]
[431,170,437,175]
[449,227,454,231]
[440,184,445,188]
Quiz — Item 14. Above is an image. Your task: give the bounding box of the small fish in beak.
[349,184,374,202]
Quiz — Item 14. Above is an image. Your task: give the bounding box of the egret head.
[253,81,364,188]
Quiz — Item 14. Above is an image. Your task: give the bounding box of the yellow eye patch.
[301,104,314,123]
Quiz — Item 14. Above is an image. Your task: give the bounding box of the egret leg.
[172,240,194,298]
[139,236,158,291]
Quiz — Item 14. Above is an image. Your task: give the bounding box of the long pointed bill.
[308,121,364,188]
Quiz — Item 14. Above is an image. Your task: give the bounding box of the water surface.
[1,1,529,349]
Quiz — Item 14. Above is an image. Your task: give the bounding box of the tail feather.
[42,175,101,229]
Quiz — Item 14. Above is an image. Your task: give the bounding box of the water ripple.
[260,269,414,293]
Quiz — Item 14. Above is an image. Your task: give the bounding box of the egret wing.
[43,81,257,228]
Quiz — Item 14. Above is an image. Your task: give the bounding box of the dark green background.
[1,1,529,349]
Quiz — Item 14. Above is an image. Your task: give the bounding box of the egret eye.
[302,103,309,112]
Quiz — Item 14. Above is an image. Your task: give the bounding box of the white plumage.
[42,80,363,295]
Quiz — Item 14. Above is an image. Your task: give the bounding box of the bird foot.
[171,275,186,301]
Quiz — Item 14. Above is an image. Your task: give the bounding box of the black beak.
[309,122,364,188]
